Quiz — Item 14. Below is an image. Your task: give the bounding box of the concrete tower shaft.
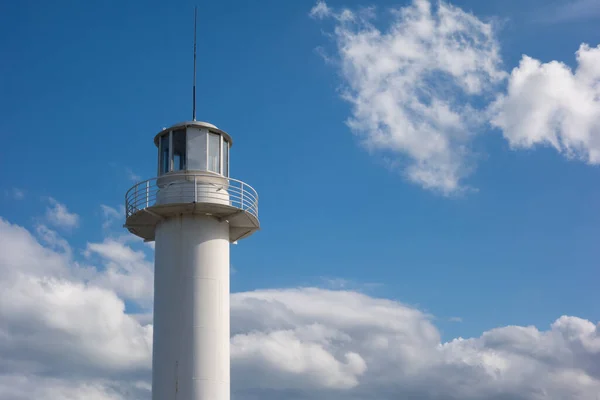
[153,216,230,399]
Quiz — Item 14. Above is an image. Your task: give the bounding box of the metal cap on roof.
[153,121,233,146]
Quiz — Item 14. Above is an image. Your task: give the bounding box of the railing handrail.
[124,172,259,220]
[125,172,259,201]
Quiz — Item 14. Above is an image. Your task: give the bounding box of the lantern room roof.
[153,121,233,147]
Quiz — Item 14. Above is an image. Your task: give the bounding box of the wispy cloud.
[319,276,383,293]
[126,167,141,182]
[45,198,80,230]
[108,162,142,182]
[35,224,72,257]
[536,0,600,23]
[5,188,25,200]
[312,0,506,195]
[309,0,332,19]
[100,204,124,230]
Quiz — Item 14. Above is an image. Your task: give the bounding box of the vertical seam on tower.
[174,214,185,398]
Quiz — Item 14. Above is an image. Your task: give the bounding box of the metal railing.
[125,172,259,220]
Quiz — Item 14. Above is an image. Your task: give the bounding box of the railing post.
[241,182,244,209]
[134,185,138,212]
[146,181,149,208]
[194,175,197,202]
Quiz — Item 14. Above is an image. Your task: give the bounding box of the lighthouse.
[125,119,260,399]
[124,9,260,398]
[123,10,260,396]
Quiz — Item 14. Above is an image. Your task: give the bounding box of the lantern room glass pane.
[172,129,186,171]
[223,139,229,177]
[208,132,220,173]
[187,128,207,171]
[160,134,170,174]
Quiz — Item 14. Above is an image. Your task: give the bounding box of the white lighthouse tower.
[124,10,260,400]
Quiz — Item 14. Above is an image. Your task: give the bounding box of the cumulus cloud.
[1,215,599,399]
[491,43,600,163]
[0,217,152,398]
[230,289,600,399]
[313,0,506,194]
[45,197,80,229]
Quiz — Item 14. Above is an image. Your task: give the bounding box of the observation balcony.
[124,172,260,242]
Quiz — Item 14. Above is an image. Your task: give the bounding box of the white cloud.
[232,329,367,390]
[0,217,152,399]
[84,238,154,307]
[0,219,68,281]
[313,0,506,194]
[1,216,599,399]
[45,197,80,230]
[0,274,152,372]
[230,289,600,399]
[490,43,600,163]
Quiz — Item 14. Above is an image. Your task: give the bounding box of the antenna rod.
[192,6,197,121]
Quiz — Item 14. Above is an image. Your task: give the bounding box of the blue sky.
[2,0,600,339]
[1,1,600,398]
